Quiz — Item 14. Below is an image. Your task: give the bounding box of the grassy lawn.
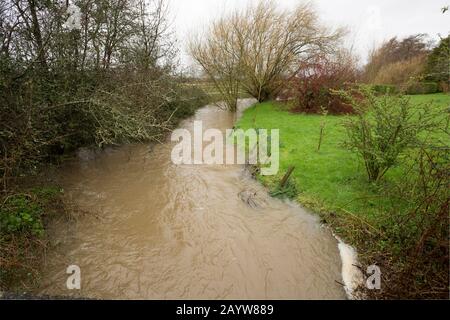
[236,93,450,229]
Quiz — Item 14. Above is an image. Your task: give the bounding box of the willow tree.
[189,0,344,110]
[189,12,244,112]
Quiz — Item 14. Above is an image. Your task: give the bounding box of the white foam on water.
[336,237,364,299]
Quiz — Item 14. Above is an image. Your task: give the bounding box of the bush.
[0,195,44,237]
[0,187,62,238]
[0,69,208,185]
[285,53,358,114]
[404,82,440,95]
[336,87,440,182]
[370,84,398,95]
[373,146,449,298]
[0,187,64,290]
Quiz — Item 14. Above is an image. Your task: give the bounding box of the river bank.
[235,94,450,299]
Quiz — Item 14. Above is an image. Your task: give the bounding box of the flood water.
[38,99,347,299]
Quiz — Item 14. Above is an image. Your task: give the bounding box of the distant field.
[236,93,450,224]
[185,81,251,101]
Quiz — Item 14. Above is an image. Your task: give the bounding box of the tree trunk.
[28,0,47,70]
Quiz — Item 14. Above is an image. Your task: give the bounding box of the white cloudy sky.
[167,0,449,67]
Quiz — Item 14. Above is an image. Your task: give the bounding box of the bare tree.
[189,0,344,109]
[189,12,243,111]
[130,0,175,70]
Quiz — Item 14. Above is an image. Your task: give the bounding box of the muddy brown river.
[38,99,348,299]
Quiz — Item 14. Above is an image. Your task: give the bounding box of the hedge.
[405,82,440,95]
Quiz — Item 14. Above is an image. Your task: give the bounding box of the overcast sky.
[168,0,449,68]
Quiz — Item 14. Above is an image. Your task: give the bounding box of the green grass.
[236,93,450,222]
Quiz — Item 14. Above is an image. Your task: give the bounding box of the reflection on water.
[39,99,346,299]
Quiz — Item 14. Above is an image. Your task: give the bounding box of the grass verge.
[236,93,450,299]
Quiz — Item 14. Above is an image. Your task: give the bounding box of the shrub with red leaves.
[280,53,359,114]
